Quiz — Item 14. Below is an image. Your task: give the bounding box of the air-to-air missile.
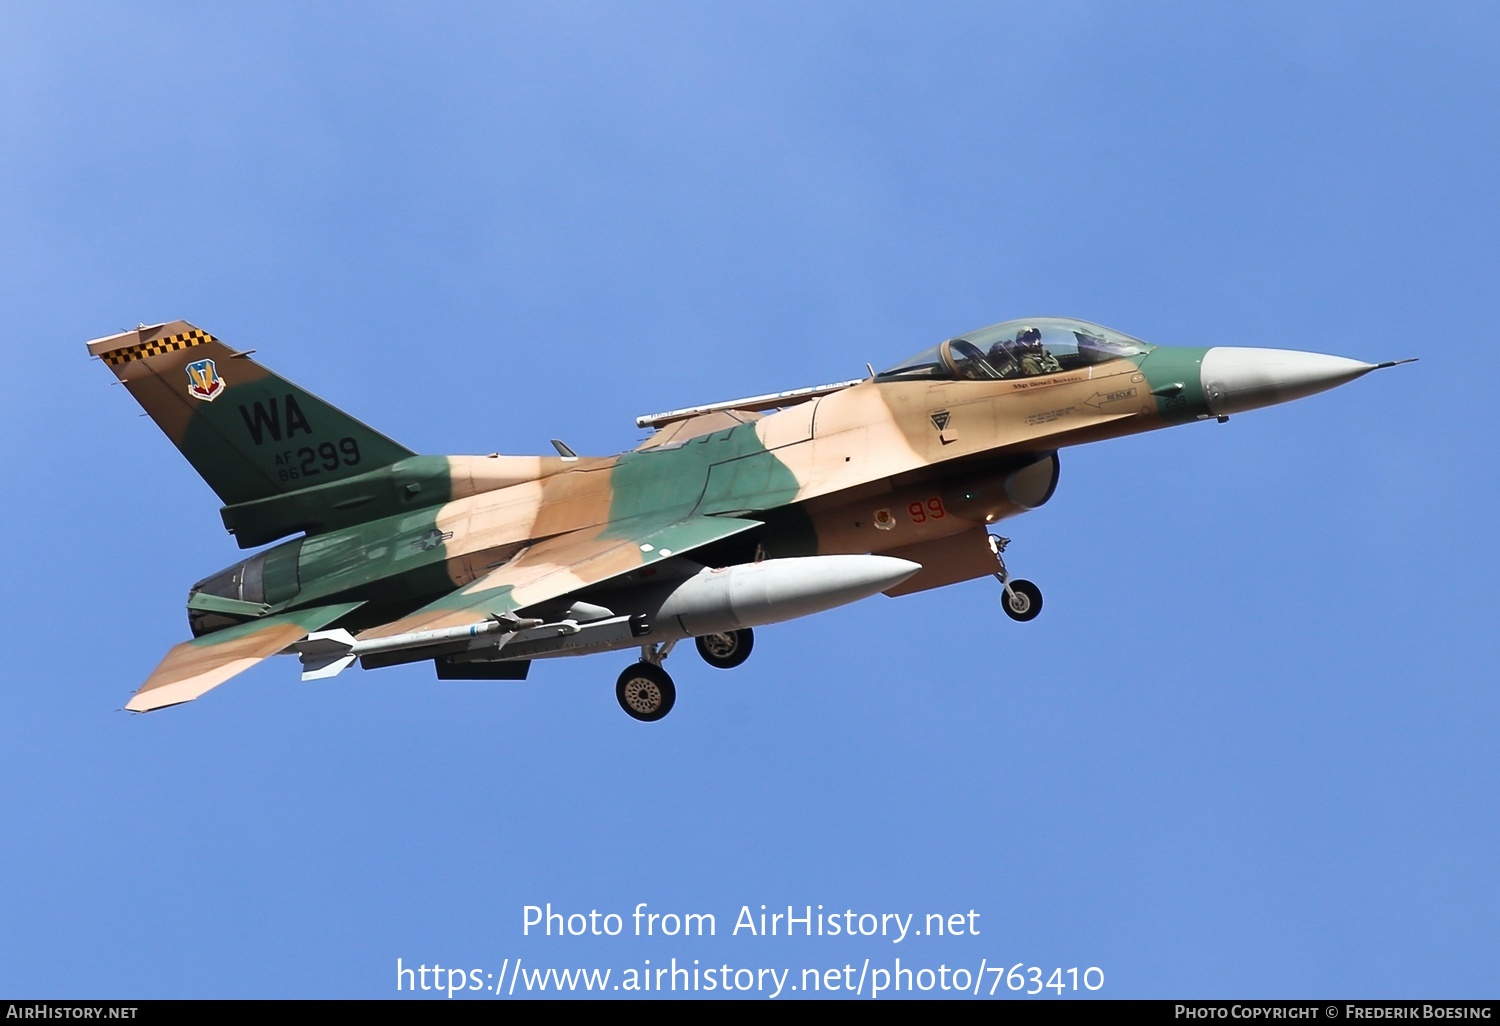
[89,316,1410,720]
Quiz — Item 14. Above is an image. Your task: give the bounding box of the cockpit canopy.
[877,317,1153,382]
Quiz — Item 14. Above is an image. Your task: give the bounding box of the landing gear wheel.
[616,662,676,722]
[1001,579,1043,622]
[695,628,754,670]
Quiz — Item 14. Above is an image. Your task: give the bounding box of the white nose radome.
[1201,347,1378,416]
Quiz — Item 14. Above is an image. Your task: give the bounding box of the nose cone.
[1201,347,1377,417]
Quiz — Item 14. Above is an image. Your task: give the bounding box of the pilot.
[1015,326,1061,376]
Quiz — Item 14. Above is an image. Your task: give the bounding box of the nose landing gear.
[990,534,1043,622]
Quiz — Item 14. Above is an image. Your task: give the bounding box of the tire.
[695,628,754,670]
[615,662,677,722]
[1001,579,1043,622]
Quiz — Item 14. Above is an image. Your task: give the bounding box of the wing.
[357,515,763,641]
[125,602,364,712]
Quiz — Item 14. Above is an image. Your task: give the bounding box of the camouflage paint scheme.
[88,319,1390,713]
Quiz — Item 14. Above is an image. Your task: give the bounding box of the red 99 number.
[908,497,946,523]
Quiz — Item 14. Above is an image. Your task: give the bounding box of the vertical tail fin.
[88,321,413,508]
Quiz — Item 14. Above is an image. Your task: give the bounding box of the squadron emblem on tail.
[185,358,225,402]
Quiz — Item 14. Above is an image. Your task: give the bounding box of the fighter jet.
[89,317,1409,720]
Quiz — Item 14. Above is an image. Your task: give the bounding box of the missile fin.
[297,629,358,680]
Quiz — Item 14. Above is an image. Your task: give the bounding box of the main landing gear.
[990,534,1043,623]
[615,628,757,722]
[616,641,677,722]
[695,628,754,669]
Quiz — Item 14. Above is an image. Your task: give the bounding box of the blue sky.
[1,2,1495,999]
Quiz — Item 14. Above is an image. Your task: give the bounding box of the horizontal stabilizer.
[126,602,363,712]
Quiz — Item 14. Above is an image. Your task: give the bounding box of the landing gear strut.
[616,641,677,722]
[990,534,1043,622]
